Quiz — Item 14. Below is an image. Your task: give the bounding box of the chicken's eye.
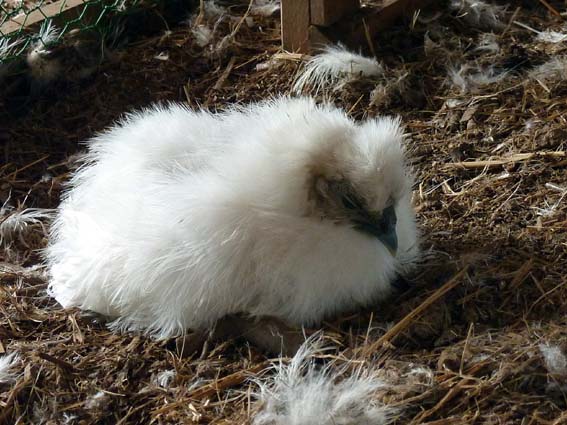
[342,195,359,210]
[342,192,367,211]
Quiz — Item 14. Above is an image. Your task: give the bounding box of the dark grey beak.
[353,205,398,255]
[378,226,398,255]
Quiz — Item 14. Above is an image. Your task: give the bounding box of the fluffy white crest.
[46,96,418,338]
[449,0,508,30]
[252,334,397,425]
[293,44,384,94]
[0,352,21,385]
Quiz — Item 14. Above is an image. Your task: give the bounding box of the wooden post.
[281,0,311,53]
[281,0,361,52]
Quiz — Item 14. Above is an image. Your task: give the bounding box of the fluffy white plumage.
[46,96,418,338]
[253,334,396,425]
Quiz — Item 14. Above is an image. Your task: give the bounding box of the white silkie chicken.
[46,97,419,339]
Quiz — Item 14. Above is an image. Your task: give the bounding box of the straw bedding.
[1,0,566,423]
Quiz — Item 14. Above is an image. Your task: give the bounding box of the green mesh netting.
[0,0,147,63]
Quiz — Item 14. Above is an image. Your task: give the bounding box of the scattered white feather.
[369,70,409,108]
[188,378,206,392]
[0,352,20,385]
[26,20,62,84]
[253,335,397,425]
[202,0,228,20]
[449,0,507,30]
[46,96,418,338]
[154,51,169,61]
[545,183,567,194]
[0,208,53,246]
[155,369,176,388]
[251,0,280,17]
[475,33,500,53]
[0,36,22,61]
[0,37,23,81]
[85,391,108,410]
[293,44,384,94]
[192,25,215,47]
[255,58,280,71]
[62,413,79,424]
[536,30,567,43]
[524,118,538,131]
[532,342,567,397]
[515,21,567,43]
[405,366,434,386]
[532,186,567,218]
[448,63,508,94]
[539,344,567,377]
[471,353,490,363]
[528,56,567,83]
[186,1,233,51]
[36,20,60,47]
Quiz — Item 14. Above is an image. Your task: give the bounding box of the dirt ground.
[1,0,566,423]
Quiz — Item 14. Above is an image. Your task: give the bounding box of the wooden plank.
[0,0,88,35]
[281,0,311,53]
[1,0,196,45]
[310,0,359,26]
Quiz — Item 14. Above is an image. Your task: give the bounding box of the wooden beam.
[281,0,311,53]
[310,0,360,27]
